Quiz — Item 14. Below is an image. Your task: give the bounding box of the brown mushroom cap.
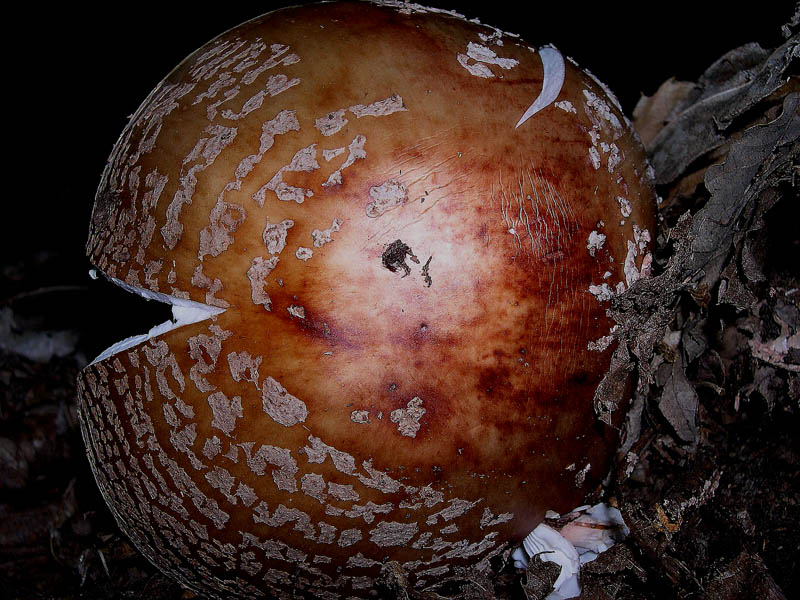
[78,1,655,597]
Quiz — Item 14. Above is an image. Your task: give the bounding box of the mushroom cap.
[78,1,655,598]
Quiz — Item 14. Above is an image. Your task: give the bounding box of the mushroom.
[77,1,655,598]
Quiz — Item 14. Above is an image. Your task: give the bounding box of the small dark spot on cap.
[421,256,433,288]
[381,239,419,278]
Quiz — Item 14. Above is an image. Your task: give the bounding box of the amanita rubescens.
[77,2,655,597]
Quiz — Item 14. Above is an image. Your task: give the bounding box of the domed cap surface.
[79,2,655,598]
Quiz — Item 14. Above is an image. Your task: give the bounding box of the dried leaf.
[633,78,694,150]
[704,552,788,600]
[649,36,798,184]
[619,381,648,455]
[681,316,708,365]
[659,355,699,443]
[596,93,799,427]
[521,555,560,600]
[718,258,758,310]
[691,93,799,285]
